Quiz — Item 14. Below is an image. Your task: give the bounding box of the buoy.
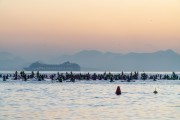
[116,86,121,95]
[154,88,158,94]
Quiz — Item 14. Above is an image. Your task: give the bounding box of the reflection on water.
[0,80,180,120]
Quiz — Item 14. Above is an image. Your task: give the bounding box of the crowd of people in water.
[0,71,180,82]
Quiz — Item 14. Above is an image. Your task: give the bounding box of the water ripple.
[0,80,180,120]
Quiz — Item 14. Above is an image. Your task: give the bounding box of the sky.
[0,0,180,59]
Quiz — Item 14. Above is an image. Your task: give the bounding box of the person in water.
[116,86,121,95]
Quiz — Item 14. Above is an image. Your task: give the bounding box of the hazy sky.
[0,0,180,58]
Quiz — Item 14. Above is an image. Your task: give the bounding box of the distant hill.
[56,49,180,71]
[0,52,27,70]
[1,50,180,71]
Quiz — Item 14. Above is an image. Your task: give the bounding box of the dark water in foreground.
[0,79,180,120]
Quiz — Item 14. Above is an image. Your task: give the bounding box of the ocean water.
[0,78,180,120]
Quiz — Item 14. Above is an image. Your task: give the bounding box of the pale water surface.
[0,79,180,120]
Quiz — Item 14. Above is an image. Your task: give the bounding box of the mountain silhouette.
[56,50,180,71]
[0,52,27,70]
[0,50,180,71]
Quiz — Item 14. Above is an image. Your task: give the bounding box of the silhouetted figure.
[6,75,8,79]
[23,74,27,81]
[31,71,35,78]
[141,72,148,80]
[58,77,62,82]
[110,77,114,82]
[153,76,157,81]
[3,75,6,81]
[154,88,158,94]
[14,71,18,80]
[116,86,121,95]
[70,77,75,82]
[37,71,40,79]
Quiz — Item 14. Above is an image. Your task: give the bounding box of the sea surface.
[0,72,180,120]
